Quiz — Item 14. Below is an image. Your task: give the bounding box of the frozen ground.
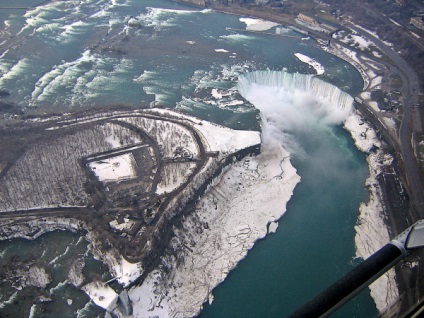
[82,281,118,311]
[345,111,398,312]
[88,153,137,183]
[119,135,300,317]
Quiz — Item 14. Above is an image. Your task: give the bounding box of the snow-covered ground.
[344,111,398,312]
[294,53,325,75]
[350,23,394,48]
[193,119,260,153]
[350,34,374,50]
[89,153,137,183]
[132,78,397,316]
[383,117,397,134]
[81,281,118,311]
[113,256,144,287]
[120,135,300,317]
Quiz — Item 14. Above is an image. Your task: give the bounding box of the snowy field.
[89,153,137,183]
[121,135,300,317]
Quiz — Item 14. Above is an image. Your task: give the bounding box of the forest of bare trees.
[119,117,200,159]
[0,122,144,211]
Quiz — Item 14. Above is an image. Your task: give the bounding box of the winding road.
[346,23,424,219]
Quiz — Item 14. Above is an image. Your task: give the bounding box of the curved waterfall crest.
[237,70,354,113]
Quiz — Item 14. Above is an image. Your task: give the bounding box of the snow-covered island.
[115,125,300,317]
[0,108,297,317]
[0,7,409,316]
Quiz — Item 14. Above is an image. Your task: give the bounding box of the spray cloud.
[237,70,354,155]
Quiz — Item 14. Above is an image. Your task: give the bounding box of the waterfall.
[236,70,355,155]
[237,70,354,128]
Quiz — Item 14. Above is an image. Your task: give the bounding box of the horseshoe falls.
[238,71,354,132]
[238,70,354,116]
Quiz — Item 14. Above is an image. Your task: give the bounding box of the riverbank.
[345,111,398,311]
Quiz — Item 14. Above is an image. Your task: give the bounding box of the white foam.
[31,50,96,102]
[30,50,134,106]
[220,33,255,43]
[111,0,129,7]
[0,58,32,86]
[0,291,18,309]
[238,71,353,135]
[50,280,68,294]
[35,22,62,34]
[21,3,64,33]
[60,20,91,38]
[29,304,37,318]
[136,7,204,31]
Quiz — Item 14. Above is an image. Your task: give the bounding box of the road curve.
[347,23,424,219]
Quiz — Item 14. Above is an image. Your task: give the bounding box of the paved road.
[112,113,209,261]
[347,23,424,219]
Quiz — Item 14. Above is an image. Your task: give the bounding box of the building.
[297,13,320,27]
[296,13,338,35]
[410,17,424,30]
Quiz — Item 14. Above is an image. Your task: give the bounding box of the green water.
[200,126,378,317]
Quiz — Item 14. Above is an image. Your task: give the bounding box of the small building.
[298,13,320,28]
[296,13,338,34]
[410,17,424,30]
